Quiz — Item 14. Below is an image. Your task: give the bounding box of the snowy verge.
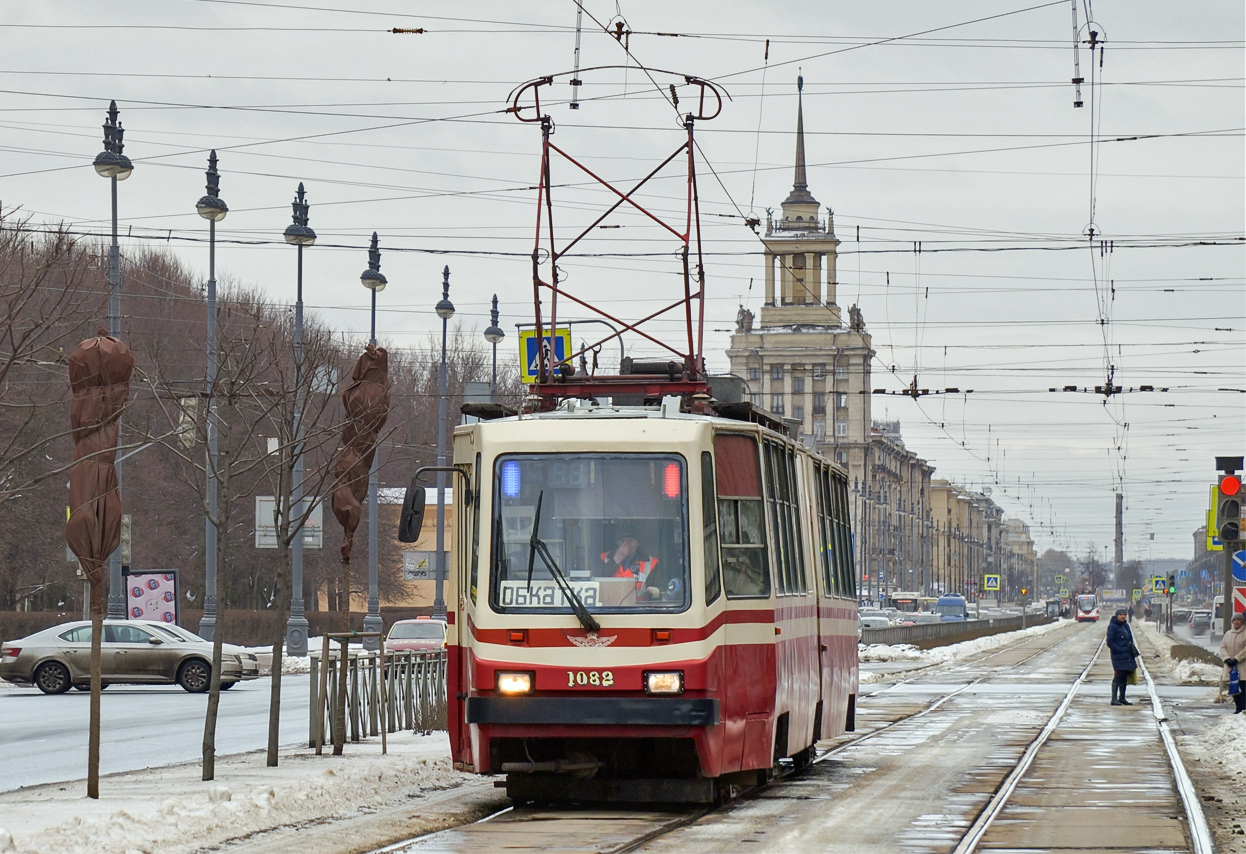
[1134,620,1223,685]
[1177,713,1246,854]
[0,731,470,854]
[858,619,1068,683]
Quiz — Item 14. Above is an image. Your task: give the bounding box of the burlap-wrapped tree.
[65,330,134,799]
[329,344,389,752]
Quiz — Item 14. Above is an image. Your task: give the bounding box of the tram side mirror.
[398,478,426,543]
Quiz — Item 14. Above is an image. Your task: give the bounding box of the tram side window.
[713,434,770,598]
[701,452,722,605]
[816,464,837,597]
[833,476,857,598]
[764,440,806,596]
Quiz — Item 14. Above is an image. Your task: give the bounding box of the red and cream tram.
[397,70,857,802]
[1075,593,1100,622]
[401,401,859,802]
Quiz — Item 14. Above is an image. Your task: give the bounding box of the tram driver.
[600,532,674,601]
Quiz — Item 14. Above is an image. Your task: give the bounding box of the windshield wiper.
[526,490,600,633]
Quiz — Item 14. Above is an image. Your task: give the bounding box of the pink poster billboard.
[125,570,179,624]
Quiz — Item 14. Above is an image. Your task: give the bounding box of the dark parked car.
[0,620,244,694]
[1188,610,1212,634]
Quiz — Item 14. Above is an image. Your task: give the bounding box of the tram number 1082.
[567,670,614,687]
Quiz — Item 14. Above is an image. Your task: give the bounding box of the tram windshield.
[490,453,690,614]
[1077,594,1097,612]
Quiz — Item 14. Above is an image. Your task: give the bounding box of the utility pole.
[1113,492,1124,589]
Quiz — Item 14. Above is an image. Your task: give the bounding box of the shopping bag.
[1127,669,1138,686]
[1229,666,1241,697]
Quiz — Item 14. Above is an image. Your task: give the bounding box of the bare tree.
[1079,547,1109,592]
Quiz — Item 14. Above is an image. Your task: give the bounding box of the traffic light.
[1021,587,1028,596]
[1218,473,1242,541]
[1166,575,1176,595]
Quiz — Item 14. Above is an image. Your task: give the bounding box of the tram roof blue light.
[501,461,521,497]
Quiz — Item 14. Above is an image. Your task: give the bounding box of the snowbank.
[858,619,1068,682]
[0,732,467,854]
[1134,621,1222,685]
[1178,713,1246,854]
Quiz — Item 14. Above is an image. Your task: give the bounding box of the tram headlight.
[495,671,534,695]
[644,671,684,695]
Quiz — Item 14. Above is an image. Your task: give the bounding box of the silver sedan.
[137,621,260,686]
[0,620,244,694]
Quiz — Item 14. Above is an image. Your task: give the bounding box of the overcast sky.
[1,1,1242,561]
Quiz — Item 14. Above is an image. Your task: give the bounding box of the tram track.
[367,622,1087,854]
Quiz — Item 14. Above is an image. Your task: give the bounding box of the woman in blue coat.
[1106,608,1138,705]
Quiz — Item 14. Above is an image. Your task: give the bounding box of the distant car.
[1171,608,1191,624]
[386,618,447,652]
[1188,610,1212,634]
[0,620,244,694]
[858,615,891,630]
[910,611,942,624]
[138,621,260,687]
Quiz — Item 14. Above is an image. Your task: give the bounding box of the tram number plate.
[499,581,600,608]
[567,670,614,687]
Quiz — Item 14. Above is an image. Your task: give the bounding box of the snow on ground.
[857,618,1067,683]
[1134,620,1223,685]
[1,619,1236,854]
[0,731,467,854]
[1176,708,1246,853]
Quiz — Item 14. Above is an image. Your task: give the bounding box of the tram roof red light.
[1220,474,1241,497]
[662,463,681,498]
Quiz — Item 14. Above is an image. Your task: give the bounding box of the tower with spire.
[759,72,842,327]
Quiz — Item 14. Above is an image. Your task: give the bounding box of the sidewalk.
[0,732,479,854]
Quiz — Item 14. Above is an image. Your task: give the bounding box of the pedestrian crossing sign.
[519,328,572,384]
[1059,588,1070,597]
[984,574,1000,591]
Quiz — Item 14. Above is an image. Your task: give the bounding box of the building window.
[771,394,785,414]
[750,393,762,408]
[793,405,805,421]
[835,365,849,380]
[812,364,826,379]
[836,392,848,409]
[771,365,784,381]
[748,367,761,381]
[812,393,826,414]
[792,377,805,394]
[813,418,826,440]
[835,420,848,437]
[837,451,848,465]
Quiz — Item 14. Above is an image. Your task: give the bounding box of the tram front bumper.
[465,696,720,726]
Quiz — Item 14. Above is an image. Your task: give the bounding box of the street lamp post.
[360,232,387,649]
[196,151,228,641]
[483,295,505,402]
[283,184,316,657]
[92,100,134,620]
[433,266,454,620]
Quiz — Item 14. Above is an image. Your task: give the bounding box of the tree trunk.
[266,541,291,767]
[87,580,104,799]
[202,607,225,781]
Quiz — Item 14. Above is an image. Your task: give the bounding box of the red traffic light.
[1221,474,1242,497]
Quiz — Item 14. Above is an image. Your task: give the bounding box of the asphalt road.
[0,675,310,792]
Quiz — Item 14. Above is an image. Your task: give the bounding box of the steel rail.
[950,638,1103,854]
[1139,655,1215,854]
